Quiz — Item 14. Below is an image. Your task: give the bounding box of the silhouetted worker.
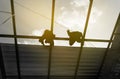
[67,30,82,46]
[39,30,55,46]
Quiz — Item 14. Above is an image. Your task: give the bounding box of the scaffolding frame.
[0,0,119,79]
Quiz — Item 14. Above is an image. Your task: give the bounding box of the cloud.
[32,29,43,36]
[56,9,85,31]
[32,28,48,36]
[18,29,46,45]
[70,0,89,7]
[90,7,103,24]
[56,0,103,31]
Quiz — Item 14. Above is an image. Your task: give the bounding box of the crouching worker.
[39,30,55,46]
[67,30,82,46]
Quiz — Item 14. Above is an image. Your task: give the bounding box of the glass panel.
[0,0,13,34]
[0,37,14,44]
[84,42,108,48]
[54,40,81,47]
[18,38,41,45]
[86,0,120,40]
[54,0,89,37]
[14,0,52,36]
[18,39,82,47]
[54,40,108,48]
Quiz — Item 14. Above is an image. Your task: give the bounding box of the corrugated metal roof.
[1,44,106,79]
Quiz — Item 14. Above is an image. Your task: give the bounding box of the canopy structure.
[0,0,120,79]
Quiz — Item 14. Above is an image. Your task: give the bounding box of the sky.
[0,0,120,48]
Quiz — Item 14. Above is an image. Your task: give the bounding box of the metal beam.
[0,45,6,79]
[50,0,55,32]
[97,14,120,79]
[48,46,52,79]
[10,0,21,79]
[74,0,93,79]
[0,34,110,42]
[48,0,55,79]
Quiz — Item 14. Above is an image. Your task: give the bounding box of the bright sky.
[0,0,120,48]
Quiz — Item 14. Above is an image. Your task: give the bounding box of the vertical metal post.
[50,0,55,32]
[74,0,93,79]
[48,0,55,79]
[0,45,6,79]
[97,14,120,79]
[10,0,21,79]
[48,46,52,79]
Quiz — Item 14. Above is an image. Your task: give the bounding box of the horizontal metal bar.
[0,34,110,42]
